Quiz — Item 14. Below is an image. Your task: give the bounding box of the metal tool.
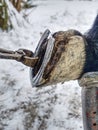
[0,48,38,67]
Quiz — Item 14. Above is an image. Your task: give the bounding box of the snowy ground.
[0,1,98,130]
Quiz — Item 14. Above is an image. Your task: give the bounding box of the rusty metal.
[0,29,51,71]
[79,72,98,130]
[0,48,38,67]
[82,87,98,130]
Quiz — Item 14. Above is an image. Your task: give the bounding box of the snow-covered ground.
[0,1,98,130]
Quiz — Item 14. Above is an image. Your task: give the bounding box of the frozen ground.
[0,0,98,130]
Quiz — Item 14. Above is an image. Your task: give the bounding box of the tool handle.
[0,48,38,67]
[0,48,15,54]
[0,52,22,60]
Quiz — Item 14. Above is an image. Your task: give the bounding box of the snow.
[0,0,98,130]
